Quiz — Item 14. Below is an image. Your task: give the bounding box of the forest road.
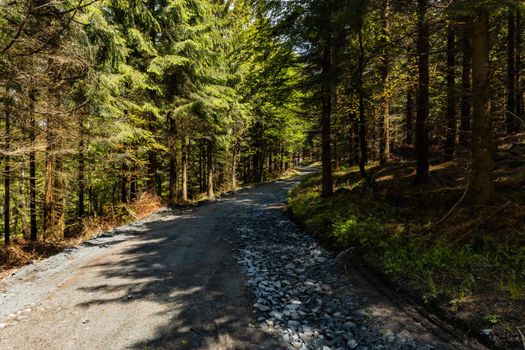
[0,167,485,350]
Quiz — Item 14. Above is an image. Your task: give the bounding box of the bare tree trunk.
[459,18,472,146]
[29,90,37,241]
[232,144,238,189]
[516,12,524,128]
[507,8,518,133]
[415,0,430,184]
[147,151,157,194]
[471,9,494,204]
[350,114,359,166]
[321,38,334,197]
[181,136,188,202]
[4,98,11,246]
[78,113,85,218]
[207,140,215,199]
[147,114,157,194]
[121,164,128,204]
[43,115,63,240]
[444,24,457,160]
[379,0,391,165]
[167,112,177,206]
[358,29,369,181]
[406,88,414,145]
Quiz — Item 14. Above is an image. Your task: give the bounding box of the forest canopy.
[0,0,312,244]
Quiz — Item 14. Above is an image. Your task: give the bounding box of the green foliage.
[289,170,525,304]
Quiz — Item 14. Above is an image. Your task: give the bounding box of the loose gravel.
[224,179,450,350]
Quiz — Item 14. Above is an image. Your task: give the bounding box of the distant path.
[0,168,484,350]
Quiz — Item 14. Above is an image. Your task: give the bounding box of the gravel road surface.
[0,169,485,350]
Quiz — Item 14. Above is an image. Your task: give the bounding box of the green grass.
[288,169,525,305]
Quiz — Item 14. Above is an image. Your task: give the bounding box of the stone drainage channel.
[226,198,447,350]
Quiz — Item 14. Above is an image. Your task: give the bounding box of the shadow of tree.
[74,191,283,350]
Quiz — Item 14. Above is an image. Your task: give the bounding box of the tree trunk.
[129,169,137,201]
[4,99,11,246]
[507,8,518,133]
[147,150,157,194]
[147,113,157,193]
[444,24,457,160]
[459,18,472,146]
[43,115,65,240]
[516,12,524,128]
[406,88,414,145]
[167,112,177,205]
[121,164,128,204]
[379,0,391,165]
[415,0,430,184]
[471,9,494,204]
[207,140,215,199]
[168,155,177,205]
[78,114,85,218]
[320,38,334,197]
[232,144,238,189]
[181,137,188,202]
[358,29,369,181]
[350,114,359,165]
[29,90,37,241]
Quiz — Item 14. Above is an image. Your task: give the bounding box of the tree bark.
[129,168,137,202]
[358,29,369,181]
[232,143,238,189]
[379,0,391,165]
[444,23,457,160]
[181,136,188,202]
[29,90,37,241]
[471,9,494,204]
[78,114,85,218]
[507,8,517,133]
[321,40,333,197]
[147,150,157,194]
[4,97,11,246]
[459,18,472,146]
[147,114,157,193]
[406,88,414,145]
[207,140,215,199]
[516,11,524,128]
[43,113,65,240]
[415,0,430,184]
[120,164,128,204]
[167,112,177,205]
[350,114,359,166]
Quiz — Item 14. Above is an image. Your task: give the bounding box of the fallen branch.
[516,326,525,350]
[431,168,470,228]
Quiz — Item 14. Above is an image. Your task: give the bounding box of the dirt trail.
[0,170,485,350]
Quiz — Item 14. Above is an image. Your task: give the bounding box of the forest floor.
[0,169,486,350]
[289,142,525,349]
